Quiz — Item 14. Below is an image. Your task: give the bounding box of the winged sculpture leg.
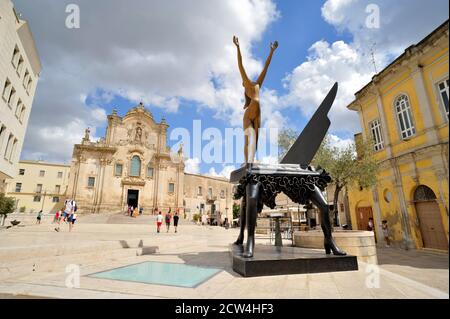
[310,186,346,255]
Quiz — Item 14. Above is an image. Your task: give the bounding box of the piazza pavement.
[0,213,448,299]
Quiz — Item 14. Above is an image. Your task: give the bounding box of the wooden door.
[356,206,373,231]
[416,201,448,251]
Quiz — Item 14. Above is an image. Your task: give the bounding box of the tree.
[278,128,298,160]
[232,203,240,220]
[311,136,378,225]
[277,130,379,226]
[0,193,16,226]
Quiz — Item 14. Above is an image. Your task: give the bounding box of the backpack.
[72,200,78,212]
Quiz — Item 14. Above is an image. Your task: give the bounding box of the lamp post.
[41,189,48,212]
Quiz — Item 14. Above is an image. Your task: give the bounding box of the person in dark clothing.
[173,211,180,233]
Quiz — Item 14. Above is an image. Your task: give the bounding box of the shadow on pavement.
[376,247,449,270]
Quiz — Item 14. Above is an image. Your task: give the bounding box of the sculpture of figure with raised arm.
[233,36,278,163]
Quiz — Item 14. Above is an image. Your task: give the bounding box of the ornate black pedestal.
[230,163,346,258]
[231,244,358,277]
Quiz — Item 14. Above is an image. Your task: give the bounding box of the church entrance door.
[127,189,139,208]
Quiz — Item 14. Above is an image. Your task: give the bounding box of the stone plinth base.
[230,244,358,277]
[294,230,377,264]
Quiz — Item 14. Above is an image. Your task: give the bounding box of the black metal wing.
[280,82,338,166]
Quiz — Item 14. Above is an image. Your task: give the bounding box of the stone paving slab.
[0,214,448,299]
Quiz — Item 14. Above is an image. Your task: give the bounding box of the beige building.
[0,0,41,191]
[62,103,234,222]
[5,160,70,213]
[183,173,234,223]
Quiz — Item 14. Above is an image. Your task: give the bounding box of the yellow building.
[5,160,71,213]
[347,21,449,251]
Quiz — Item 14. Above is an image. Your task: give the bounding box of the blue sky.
[15,0,449,177]
[82,1,354,175]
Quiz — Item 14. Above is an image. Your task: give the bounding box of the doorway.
[127,189,139,208]
[414,186,448,251]
[356,206,373,231]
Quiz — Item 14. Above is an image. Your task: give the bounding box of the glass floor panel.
[88,261,222,288]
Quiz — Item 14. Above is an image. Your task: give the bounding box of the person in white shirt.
[156,211,163,233]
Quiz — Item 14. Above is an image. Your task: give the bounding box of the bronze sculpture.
[231,82,347,258]
[233,36,278,163]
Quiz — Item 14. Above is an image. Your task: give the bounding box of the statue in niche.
[178,142,184,156]
[135,126,143,143]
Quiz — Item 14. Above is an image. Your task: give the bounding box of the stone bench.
[293,230,377,264]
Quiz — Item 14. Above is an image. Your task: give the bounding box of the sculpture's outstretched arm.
[234,36,251,86]
[256,41,278,86]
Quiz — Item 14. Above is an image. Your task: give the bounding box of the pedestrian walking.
[56,199,76,232]
[173,210,180,233]
[156,211,163,233]
[53,210,60,223]
[36,210,43,224]
[69,213,77,231]
[165,208,172,233]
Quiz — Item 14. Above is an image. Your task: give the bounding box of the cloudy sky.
[13,0,449,177]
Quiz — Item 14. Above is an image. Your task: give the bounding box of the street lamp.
[41,189,48,212]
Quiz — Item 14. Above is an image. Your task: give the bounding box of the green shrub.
[0,193,15,226]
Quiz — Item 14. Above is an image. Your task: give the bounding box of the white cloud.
[327,134,354,151]
[15,0,280,162]
[260,155,279,165]
[282,40,372,133]
[282,0,448,134]
[184,157,201,174]
[322,0,448,57]
[207,165,236,179]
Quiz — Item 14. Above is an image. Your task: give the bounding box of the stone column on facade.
[371,187,384,244]
[434,166,449,217]
[391,158,415,249]
[153,159,160,210]
[410,63,439,144]
[91,158,102,214]
[95,157,109,214]
[175,165,180,211]
[72,154,84,200]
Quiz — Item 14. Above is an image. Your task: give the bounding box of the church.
[65,103,234,223]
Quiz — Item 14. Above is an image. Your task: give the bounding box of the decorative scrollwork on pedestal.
[234,169,332,209]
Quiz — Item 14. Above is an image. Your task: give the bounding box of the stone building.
[5,160,70,213]
[346,21,448,250]
[0,0,41,192]
[64,103,234,222]
[183,173,234,224]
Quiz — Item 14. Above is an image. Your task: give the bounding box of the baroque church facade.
[66,103,234,222]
